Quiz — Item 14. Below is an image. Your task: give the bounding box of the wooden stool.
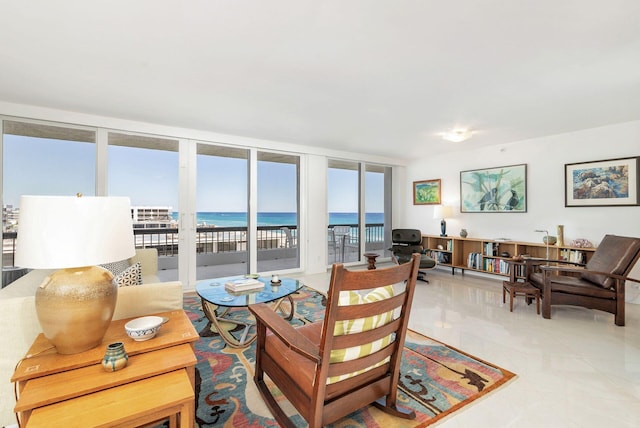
[26,369,194,428]
[363,253,379,269]
[503,280,540,314]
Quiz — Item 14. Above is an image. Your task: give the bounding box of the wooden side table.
[502,259,541,314]
[363,253,379,269]
[12,309,198,427]
[503,280,540,314]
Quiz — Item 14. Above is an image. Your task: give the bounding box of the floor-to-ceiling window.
[257,152,300,272]
[196,144,249,278]
[327,160,392,265]
[1,120,97,285]
[365,164,392,258]
[327,160,361,264]
[107,132,180,280]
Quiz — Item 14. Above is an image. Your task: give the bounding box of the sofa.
[0,249,184,427]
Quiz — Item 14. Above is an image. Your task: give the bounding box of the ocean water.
[172,212,383,227]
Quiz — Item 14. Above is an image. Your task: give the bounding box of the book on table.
[224,278,264,292]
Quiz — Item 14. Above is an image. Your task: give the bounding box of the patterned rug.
[184,287,516,427]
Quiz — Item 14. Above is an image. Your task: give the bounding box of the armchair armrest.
[522,258,585,267]
[539,266,640,291]
[249,303,321,363]
[539,265,640,282]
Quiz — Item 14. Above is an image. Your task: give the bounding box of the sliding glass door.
[2,120,96,285]
[196,144,249,279]
[365,164,392,258]
[108,132,180,281]
[327,160,361,264]
[257,152,300,272]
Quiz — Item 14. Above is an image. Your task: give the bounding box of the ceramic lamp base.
[35,266,117,354]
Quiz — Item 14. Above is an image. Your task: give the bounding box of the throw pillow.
[114,262,143,287]
[100,259,131,277]
[328,285,395,384]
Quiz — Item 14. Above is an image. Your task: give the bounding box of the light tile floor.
[289,265,640,428]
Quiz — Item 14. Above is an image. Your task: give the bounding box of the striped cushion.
[328,285,394,384]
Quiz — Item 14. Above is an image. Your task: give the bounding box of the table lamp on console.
[15,195,135,354]
[434,205,453,237]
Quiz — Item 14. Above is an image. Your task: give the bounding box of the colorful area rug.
[184,287,516,427]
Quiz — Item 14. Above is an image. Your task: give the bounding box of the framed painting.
[565,156,639,207]
[460,164,527,212]
[413,179,441,205]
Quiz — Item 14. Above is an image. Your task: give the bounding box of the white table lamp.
[434,205,453,237]
[15,195,135,354]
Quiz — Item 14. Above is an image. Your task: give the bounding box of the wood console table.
[12,309,198,427]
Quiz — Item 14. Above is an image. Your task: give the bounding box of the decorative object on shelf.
[565,156,639,207]
[460,164,527,212]
[571,238,594,248]
[125,315,164,341]
[363,252,379,270]
[557,225,564,246]
[534,229,550,261]
[542,235,557,245]
[413,178,441,205]
[500,251,510,257]
[15,195,135,355]
[102,342,128,372]
[460,228,468,238]
[434,205,453,237]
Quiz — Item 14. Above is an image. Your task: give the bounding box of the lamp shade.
[433,205,453,219]
[15,195,135,269]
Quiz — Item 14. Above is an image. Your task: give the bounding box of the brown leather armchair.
[526,234,640,326]
[248,254,420,427]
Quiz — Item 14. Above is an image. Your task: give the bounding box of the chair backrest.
[391,228,422,245]
[314,253,420,410]
[583,234,640,288]
[280,227,294,248]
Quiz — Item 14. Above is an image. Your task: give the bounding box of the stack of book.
[224,278,264,292]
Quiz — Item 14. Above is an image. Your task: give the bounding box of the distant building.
[2,205,19,232]
[131,206,176,229]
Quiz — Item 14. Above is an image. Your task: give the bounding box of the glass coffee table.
[196,276,303,348]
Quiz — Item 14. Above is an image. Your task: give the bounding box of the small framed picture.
[565,156,639,207]
[413,179,441,205]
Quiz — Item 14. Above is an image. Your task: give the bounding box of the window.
[257,152,300,271]
[327,160,361,264]
[2,120,96,274]
[365,164,392,258]
[108,132,180,280]
[196,144,249,278]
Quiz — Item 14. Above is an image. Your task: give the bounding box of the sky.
[3,135,385,213]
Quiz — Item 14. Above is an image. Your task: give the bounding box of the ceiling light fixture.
[441,128,473,143]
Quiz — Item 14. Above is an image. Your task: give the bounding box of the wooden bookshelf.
[422,235,596,279]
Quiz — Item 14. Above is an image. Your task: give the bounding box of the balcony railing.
[2,223,385,267]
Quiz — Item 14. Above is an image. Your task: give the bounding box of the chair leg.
[541,297,551,319]
[417,270,429,283]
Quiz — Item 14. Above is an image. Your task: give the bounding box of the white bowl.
[125,316,164,341]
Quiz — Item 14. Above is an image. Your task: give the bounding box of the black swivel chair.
[390,229,437,283]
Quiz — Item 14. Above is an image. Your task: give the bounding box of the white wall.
[398,120,640,301]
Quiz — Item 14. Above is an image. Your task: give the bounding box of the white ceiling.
[1,1,639,160]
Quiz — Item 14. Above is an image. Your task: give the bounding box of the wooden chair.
[526,234,640,326]
[248,253,421,428]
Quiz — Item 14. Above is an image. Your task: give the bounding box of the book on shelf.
[224,278,264,292]
[560,249,586,264]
